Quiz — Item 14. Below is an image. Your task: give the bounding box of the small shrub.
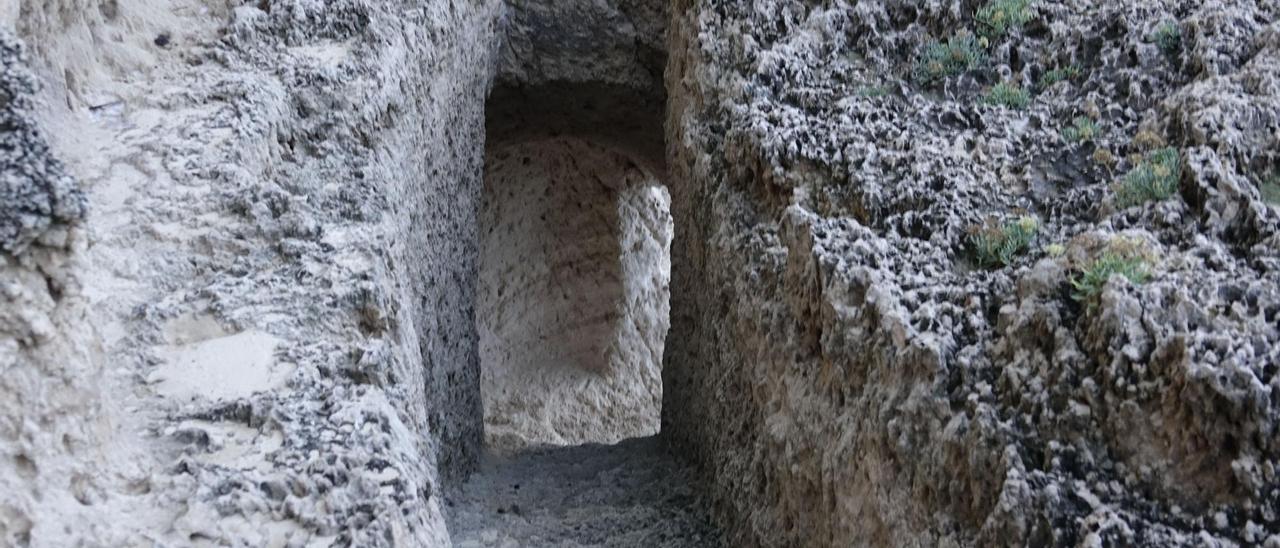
[984,82,1031,109]
[1071,240,1153,308]
[1152,22,1182,57]
[975,0,1034,40]
[913,33,986,86]
[1046,243,1066,258]
[1038,65,1082,89]
[1262,173,1280,206]
[1061,117,1099,143]
[970,215,1038,268]
[1131,130,1166,151]
[1113,147,1180,208]
[1092,148,1117,169]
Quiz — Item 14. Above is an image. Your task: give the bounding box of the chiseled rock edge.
[3,0,500,545]
[664,0,1280,546]
[0,28,99,547]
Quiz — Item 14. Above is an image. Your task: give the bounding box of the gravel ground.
[446,437,722,548]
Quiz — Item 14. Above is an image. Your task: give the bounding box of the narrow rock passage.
[446,437,722,547]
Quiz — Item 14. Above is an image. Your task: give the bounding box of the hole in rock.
[477,136,672,453]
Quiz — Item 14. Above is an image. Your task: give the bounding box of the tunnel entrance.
[477,136,672,452]
[447,2,724,544]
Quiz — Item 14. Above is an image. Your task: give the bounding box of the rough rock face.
[0,35,85,255]
[5,0,1278,545]
[0,30,98,547]
[487,0,668,172]
[478,137,672,451]
[3,0,500,544]
[663,0,1280,545]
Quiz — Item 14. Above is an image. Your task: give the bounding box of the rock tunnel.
[446,1,724,543]
[475,0,672,452]
[7,0,1277,545]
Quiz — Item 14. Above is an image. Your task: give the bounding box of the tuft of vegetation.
[1092,148,1117,169]
[1131,130,1167,151]
[975,0,1034,41]
[984,82,1031,109]
[912,33,987,86]
[1046,243,1066,258]
[1061,117,1100,143]
[1038,65,1082,89]
[1152,22,1182,57]
[856,85,890,98]
[970,216,1039,268]
[1113,147,1181,208]
[1262,173,1280,206]
[1071,239,1153,309]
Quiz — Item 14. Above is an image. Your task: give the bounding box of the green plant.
[1152,22,1182,57]
[970,216,1038,268]
[1061,116,1099,143]
[975,0,1034,40]
[913,34,987,86]
[1262,173,1280,206]
[856,85,890,98]
[984,82,1031,109]
[1113,147,1181,208]
[1038,64,1082,88]
[1070,240,1153,308]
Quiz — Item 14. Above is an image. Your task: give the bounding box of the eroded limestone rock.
[663,0,1280,545]
[3,0,501,545]
[478,137,672,452]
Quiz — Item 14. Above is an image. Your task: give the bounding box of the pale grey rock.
[478,137,671,452]
[487,0,668,172]
[0,29,102,548]
[3,0,502,545]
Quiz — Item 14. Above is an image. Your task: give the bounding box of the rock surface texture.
[663,0,1280,546]
[3,0,1278,546]
[478,137,672,452]
[4,0,501,545]
[0,28,97,547]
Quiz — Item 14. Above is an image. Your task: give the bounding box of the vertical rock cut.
[478,137,672,452]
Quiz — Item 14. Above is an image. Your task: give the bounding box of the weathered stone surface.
[0,28,99,548]
[478,137,671,452]
[487,0,669,172]
[664,0,1280,545]
[0,32,85,255]
[3,0,500,544]
[3,0,1276,545]
[478,0,674,454]
[497,0,666,91]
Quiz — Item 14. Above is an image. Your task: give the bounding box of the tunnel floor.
[445,437,721,547]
